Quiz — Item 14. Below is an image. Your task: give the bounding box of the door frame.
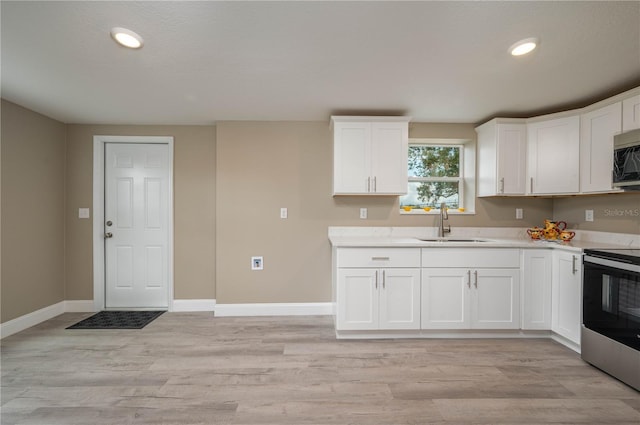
[92,135,174,312]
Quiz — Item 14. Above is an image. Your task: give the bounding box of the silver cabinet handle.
[367,177,371,192]
[530,177,534,193]
[375,270,378,289]
[474,270,478,288]
[373,176,377,192]
[467,270,471,288]
[371,257,390,261]
[500,178,505,194]
[382,270,385,289]
[572,255,577,274]
[105,232,113,238]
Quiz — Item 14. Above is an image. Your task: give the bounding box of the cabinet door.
[336,268,378,330]
[472,269,520,329]
[370,122,408,194]
[522,250,552,330]
[379,268,420,330]
[497,124,527,195]
[333,122,371,194]
[421,268,470,329]
[527,116,580,194]
[580,103,622,193]
[622,94,640,132]
[552,252,582,345]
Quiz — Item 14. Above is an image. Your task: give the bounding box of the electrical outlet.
[280,208,288,219]
[515,208,523,219]
[585,209,594,222]
[360,208,367,219]
[251,256,263,270]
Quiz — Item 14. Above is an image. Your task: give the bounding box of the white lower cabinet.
[421,249,521,330]
[421,268,520,329]
[521,249,553,330]
[552,250,583,345]
[336,248,421,331]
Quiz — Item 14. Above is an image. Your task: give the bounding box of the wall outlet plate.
[251,256,263,270]
[585,209,594,222]
[78,208,90,219]
[280,208,288,219]
[360,208,367,219]
[516,208,523,219]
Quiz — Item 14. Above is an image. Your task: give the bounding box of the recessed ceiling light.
[509,37,538,56]
[110,27,144,49]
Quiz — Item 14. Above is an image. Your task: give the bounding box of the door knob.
[105,232,113,238]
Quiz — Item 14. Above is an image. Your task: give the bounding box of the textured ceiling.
[2,1,639,125]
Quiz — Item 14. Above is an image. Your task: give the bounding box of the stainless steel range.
[582,248,640,390]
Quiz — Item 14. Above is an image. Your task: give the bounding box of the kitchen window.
[400,139,475,214]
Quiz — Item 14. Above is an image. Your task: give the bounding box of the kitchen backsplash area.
[553,193,640,234]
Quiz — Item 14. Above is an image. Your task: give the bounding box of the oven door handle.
[584,255,640,274]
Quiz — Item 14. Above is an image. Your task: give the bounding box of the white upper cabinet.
[332,116,409,195]
[580,102,622,193]
[622,94,640,132]
[476,119,527,196]
[527,116,580,194]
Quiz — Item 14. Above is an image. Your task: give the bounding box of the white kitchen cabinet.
[521,249,552,330]
[552,250,582,345]
[527,116,580,194]
[580,102,622,193]
[421,248,520,330]
[622,93,640,132]
[336,248,420,330]
[421,268,520,329]
[476,119,527,196]
[332,116,409,195]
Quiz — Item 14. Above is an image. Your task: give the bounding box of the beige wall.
[65,124,216,301]
[215,121,554,304]
[1,100,66,322]
[553,193,640,235]
[2,104,636,318]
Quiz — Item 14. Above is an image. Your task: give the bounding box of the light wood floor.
[1,313,639,425]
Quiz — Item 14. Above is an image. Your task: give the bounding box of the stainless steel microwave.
[613,128,640,190]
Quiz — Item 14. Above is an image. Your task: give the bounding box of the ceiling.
[2,1,639,125]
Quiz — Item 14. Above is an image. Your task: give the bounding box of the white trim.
[0,302,65,338]
[214,302,334,317]
[64,300,96,313]
[93,136,174,312]
[172,299,216,312]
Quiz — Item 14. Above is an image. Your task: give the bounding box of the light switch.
[78,208,90,219]
[280,208,288,219]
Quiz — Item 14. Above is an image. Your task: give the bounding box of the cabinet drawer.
[337,248,421,268]
[422,248,519,268]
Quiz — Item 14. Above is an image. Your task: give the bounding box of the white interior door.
[104,143,170,309]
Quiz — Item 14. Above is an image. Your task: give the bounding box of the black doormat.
[66,311,165,330]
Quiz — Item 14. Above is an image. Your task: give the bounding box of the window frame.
[400,138,476,215]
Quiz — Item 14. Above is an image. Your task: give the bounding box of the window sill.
[400,209,475,215]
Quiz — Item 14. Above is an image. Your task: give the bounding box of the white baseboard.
[172,299,216,312]
[1,298,219,338]
[64,300,96,313]
[214,302,334,317]
[0,301,66,339]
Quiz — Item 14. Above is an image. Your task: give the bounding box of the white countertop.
[328,227,639,252]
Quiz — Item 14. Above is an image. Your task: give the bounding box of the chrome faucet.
[437,202,451,237]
